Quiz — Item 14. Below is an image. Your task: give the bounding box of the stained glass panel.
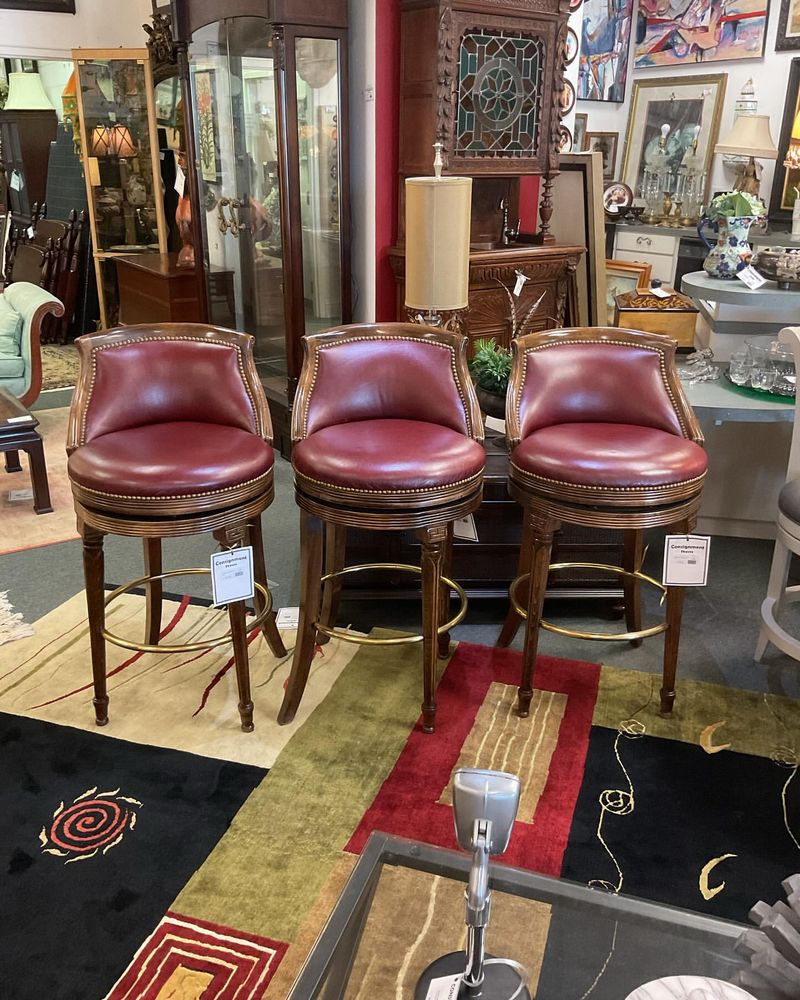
[456,31,544,157]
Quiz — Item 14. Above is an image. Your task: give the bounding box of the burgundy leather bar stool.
[66,324,286,732]
[277,323,486,733]
[498,327,707,717]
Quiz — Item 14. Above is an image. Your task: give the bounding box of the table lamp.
[109,124,137,159]
[4,71,55,111]
[405,142,472,331]
[714,114,777,200]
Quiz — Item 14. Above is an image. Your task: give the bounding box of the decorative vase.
[697,215,756,279]
[475,386,507,420]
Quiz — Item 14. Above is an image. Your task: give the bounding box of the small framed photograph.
[605,258,652,325]
[585,131,619,180]
[777,0,800,49]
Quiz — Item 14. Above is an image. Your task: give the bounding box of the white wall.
[0,0,152,59]
[577,8,796,199]
[348,0,376,322]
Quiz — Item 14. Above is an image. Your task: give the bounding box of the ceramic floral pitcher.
[697,215,757,279]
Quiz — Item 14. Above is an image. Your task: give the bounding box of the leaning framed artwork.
[620,75,726,206]
[769,58,800,222]
[585,131,619,179]
[578,0,634,102]
[777,0,800,50]
[634,0,769,66]
[605,259,652,325]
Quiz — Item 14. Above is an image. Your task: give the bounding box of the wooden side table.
[0,387,52,514]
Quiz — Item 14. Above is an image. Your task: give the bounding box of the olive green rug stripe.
[173,631,445,940]
[594,664,800,758]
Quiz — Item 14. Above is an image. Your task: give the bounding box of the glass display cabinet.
[72,49,169,328]
[171,0,351,454]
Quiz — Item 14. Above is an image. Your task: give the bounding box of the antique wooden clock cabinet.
[171,0,351,453]
[391,0,583,351]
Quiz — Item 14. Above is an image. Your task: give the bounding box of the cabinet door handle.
[218,197,232,235]
[636,236,652,246]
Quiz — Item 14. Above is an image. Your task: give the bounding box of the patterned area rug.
[41,343,80,391]
[1,606,798,998]
[1,406,78,555]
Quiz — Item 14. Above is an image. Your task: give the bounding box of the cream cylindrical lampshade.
[4,72,55,111]
[405,175,472,312]
[715,114,778,159]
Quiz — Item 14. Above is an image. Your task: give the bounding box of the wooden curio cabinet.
[171,0,351,455]
[393,0,583,354]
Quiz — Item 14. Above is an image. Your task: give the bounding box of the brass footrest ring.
[509,561,668,642]
[102,568,273,654]
[314,562,468,646]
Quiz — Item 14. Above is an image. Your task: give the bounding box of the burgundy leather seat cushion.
[512,423,707,489]
[293,419,485,492]
[68,421,274,497]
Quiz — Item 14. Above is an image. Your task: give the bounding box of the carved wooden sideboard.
[390,242,583,351]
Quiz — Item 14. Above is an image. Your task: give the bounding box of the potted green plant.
[469,338,512,419]
[697,191,766,279]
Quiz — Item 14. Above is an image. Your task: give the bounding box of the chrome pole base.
[414,953,530,1000]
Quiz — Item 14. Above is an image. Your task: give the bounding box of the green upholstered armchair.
[0,283,64,408]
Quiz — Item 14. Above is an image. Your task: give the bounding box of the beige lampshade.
[4,72,55,111]
[405,176,472,312]
[715,114,778,159]
[91,124,113,157]
[109,124,137,158]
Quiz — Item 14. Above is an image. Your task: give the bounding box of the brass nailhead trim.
[294,469,483,496]
[79,337,259,446]
[509,462,706,495]
[301,336,475,440]
[517,341,689,441]
[72,471,271,502]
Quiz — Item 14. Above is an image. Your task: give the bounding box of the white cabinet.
[613,228,679,285]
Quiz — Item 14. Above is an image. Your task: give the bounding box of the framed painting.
[769,58,800,222]
[194,69,221,185]
[605,259,652,325]
[634,0,769,66]
[777,0,800,50]
[585,131,619,179]
[0,0,75,10]
[620,74,726,205]
[577,0,634,102]
[574,112,588,152]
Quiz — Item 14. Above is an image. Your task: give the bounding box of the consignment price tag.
[662,535,710,587]
[210,546,255,606]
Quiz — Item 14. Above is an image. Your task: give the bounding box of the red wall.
[374,0,401,321]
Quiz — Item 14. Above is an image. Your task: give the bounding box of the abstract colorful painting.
[634,0,769,66]
[577,0,635,103]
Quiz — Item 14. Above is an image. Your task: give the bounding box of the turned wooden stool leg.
[81,523,109,726]
[498,510,533,648]
[438,523,454,658]
[249,514,287,658]
[623,529,644,648]
[518,511,556,718]
[278,510,324,725]
[660,517,694,716]
[143,537,162,646]
[214,524,256,731]
[317,522,347,646]
[419,524,447,733]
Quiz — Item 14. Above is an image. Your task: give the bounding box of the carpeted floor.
[1,620,797,999]
[40,343,80,392]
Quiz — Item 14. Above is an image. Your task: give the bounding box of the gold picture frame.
[621,74,726,208]
[605,259,652,325]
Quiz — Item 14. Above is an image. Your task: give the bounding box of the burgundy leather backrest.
[81,339,258,443]
[517,341,685,439]
[301,336,472,437]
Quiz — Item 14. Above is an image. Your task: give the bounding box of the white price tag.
[210,546,255,606]
[453,514,479,542]
[663,535,710,587]
[424,973,463,1000]
[9,170,22,192]
[513,270,528,298]
[275,607,300,629]
[649,285,670,298]
[174,164,186,199]
[26,225,35,239]
[6,414,34,423]
[8,489,33,503]
[736,265,767,290]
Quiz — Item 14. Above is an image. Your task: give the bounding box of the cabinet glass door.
[189,18,286,378]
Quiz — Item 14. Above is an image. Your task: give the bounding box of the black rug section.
[562,726,800,922]
[0,711,265,1000]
